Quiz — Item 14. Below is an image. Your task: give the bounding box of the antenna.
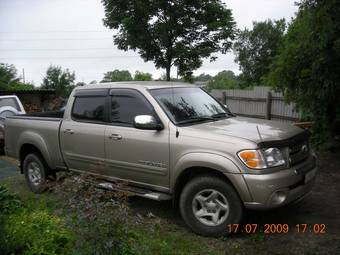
[170,80,179,138]
[256,125,263,141]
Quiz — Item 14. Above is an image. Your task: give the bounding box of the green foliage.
[41,65,76,97]
[207,70,241,90]
[8,82,34,90]
[134,71,152,81]
[102,0,236,80]
[194,73,213,82]
[234,19,286,85]
[265,0,340,144]
[0,185,74,255]
[0,63,19,90]
[2,211,74,255]
[0,185,22,215]
[101,69,133,82]
[0,63,34,90]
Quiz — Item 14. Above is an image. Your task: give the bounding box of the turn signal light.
[238,150,266,169]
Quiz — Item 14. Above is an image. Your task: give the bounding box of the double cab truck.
[4,82,317,236]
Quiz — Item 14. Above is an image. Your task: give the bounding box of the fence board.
[211,86,300,123]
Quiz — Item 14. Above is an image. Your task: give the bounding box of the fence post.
[266,91,272,120]
[222,91,227,105]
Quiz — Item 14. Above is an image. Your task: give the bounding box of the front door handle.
[109,134,122,140]
[63,129,74,135]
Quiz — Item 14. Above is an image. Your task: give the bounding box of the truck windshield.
[149,87,232,125]
[0,97,20,111]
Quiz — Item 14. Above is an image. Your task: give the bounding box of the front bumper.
[242,155,317,210]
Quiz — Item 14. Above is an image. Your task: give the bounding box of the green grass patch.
[0,175,223,255]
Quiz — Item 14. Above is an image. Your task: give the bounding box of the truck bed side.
[5,115,66,170]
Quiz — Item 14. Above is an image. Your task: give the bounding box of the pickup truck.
[5,82,317,236]
[0,95,26,150]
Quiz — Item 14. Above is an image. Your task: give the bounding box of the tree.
[8,82,34,90]
[266,0,340,144]
[207,70,240,90]
[0,63,33,90]
[0,63,19,89]
[134,71,152,81]
[194,73,213,82]
[234,19,286,85]
[101,69,133,82]
[41,65,76,97]
[102,0,235,81]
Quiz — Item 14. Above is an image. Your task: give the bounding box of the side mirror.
[133,115,163,130]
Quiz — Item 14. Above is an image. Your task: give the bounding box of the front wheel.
[23,153,54,193]
[179,175,243,236]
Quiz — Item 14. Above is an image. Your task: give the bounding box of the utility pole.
[22,68,25,83]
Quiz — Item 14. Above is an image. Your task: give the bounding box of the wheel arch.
[173,166,248,208]
[19,143,49,174]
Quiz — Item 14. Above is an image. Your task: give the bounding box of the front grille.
[289,140,310,166]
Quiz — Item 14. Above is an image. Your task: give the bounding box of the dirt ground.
[1,151,339,254]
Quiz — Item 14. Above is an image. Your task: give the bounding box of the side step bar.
[97,182,172,201]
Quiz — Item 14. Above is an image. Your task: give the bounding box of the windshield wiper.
[211,112,231,119]
[178,116,217,125]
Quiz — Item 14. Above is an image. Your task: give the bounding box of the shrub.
[0,185,74,255]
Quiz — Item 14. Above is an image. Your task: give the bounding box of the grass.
[0,175,227,255]
[1,168,339,255]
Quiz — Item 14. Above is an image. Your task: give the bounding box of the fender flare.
[16,131,52,168]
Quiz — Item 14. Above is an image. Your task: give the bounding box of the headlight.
[262,148,285,167]
[238,148,286,169]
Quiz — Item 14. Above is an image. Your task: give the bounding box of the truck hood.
[183,117,303,144]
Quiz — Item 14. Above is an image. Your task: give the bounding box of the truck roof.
[77,81,195,90]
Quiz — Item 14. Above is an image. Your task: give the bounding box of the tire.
[23,153,54,193]
[179,175,243,236]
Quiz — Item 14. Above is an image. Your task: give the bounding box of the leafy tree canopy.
[234,19,286,86]
[207,70,241,90]
[193,73,213,82]
[102,0,236,81]
[134,71,152,81]
[41,65,76,97]
[266,0,340,144]
[0,63,33,90]
[101,69,133,82]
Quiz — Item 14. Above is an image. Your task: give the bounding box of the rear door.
[60,89,109,174]
[104,88,170,190]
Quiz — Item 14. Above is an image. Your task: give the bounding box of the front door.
[104,89,170,190]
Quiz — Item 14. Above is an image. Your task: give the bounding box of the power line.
[0,56,139,60]
[0,48,116,51]
[0,37,113,41]
[0,30,112,34]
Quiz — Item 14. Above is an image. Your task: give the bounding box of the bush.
[0,185,74,255]
[0,185,22,215]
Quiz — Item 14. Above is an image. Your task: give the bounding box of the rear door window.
[72,96,107,122]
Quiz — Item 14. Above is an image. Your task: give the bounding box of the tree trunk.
[166,65,171,81]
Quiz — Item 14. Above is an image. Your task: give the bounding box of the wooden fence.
[210,86,300,123]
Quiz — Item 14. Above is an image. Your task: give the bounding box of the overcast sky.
[0,0,298,86]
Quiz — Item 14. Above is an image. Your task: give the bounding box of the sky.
[0,0,298,86]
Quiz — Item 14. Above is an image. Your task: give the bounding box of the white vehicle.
[0,95,26,150]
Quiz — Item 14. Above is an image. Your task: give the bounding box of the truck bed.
[4,111,66,170]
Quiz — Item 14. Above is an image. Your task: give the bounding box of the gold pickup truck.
[5,82,317,236]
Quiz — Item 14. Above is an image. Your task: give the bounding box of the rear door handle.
[109,134,122,140]
[63,129,74,135]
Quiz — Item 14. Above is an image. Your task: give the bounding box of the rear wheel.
[179,175,243,236]
[23,153,55,193]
